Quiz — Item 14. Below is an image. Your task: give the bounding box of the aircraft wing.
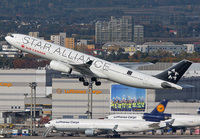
[115,60,158,70]
[59,60,97,77]
[91,124,119,134]
[68,60,93,68]
[148,123,160,129]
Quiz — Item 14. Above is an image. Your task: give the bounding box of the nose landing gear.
[18,50,23,58]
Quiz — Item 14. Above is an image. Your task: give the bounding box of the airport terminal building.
[0,62,199,122]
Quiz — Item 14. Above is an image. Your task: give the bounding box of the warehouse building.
[0,68,60,114]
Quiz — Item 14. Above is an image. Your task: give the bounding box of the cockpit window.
[10,35,14,38]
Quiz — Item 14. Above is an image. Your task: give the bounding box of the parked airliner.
[5,34,192,89]
[106,100,200,130]
[43,100,173,137]
[107,114,200,128]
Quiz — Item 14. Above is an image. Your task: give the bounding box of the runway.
[11,134,200,139]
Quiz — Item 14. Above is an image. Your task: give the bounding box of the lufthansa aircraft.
[44,100,173,137]
[107,99,170,121]
[106,100,200,130]
[5,34,192,89]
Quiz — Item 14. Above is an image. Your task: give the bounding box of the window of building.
[79,116,87,119]
[63,115,74,119]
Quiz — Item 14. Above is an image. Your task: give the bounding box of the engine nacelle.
[142,113,171,122]
[50,60,72,73]
[85,129,96,136]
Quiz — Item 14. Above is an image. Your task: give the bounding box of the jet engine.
[84,129,97,136]
[50,60,72,74]
[142,113,171,122]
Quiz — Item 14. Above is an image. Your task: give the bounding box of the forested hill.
[1,0,200,24]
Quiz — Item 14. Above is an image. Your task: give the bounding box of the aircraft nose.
[5,35,14,44]
[45,123,50,128]
[5,36,10,42]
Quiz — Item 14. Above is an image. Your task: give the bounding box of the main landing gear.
[105,134,121,138]
[79,77,101,86]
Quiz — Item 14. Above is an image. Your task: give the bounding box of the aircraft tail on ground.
[143,99,171,122]
[154,59,192,84]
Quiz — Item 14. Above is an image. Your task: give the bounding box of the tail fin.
[154,59,192,84]
[142,99,171,122]
[150,99,168,114]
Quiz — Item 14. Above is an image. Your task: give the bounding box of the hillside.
[0,0,200,24]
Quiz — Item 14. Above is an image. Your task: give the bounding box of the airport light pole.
[89,81,93,119]
[87,86,90,119]
[29,83,33,136]
[86,80,94,119]
[29,82,37,136]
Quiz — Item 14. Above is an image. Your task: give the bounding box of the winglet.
[150,59,158,64]
[112,125,118,131]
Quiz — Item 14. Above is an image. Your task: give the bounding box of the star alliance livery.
[5,34,192,89]
[44,100,173,137]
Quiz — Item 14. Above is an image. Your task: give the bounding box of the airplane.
[106,100,200,131]
[44,119,174,138]
[107,99,170,122]
[43,100,173,137]
[5,34,192,89]
[107,114,200,130]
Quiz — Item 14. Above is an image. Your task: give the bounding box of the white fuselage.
[106,114,200,128]
[45,119,167,133]
[5,34,182,89]
[168,115,200,127]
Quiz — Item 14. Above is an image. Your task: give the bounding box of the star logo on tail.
[168,68,179,81]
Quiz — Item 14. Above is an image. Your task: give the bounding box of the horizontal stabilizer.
[178,84,194,88]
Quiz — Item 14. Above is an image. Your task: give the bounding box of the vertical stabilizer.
[155,60,192,84]
[143,99,171,122]
[150,99,168,114]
